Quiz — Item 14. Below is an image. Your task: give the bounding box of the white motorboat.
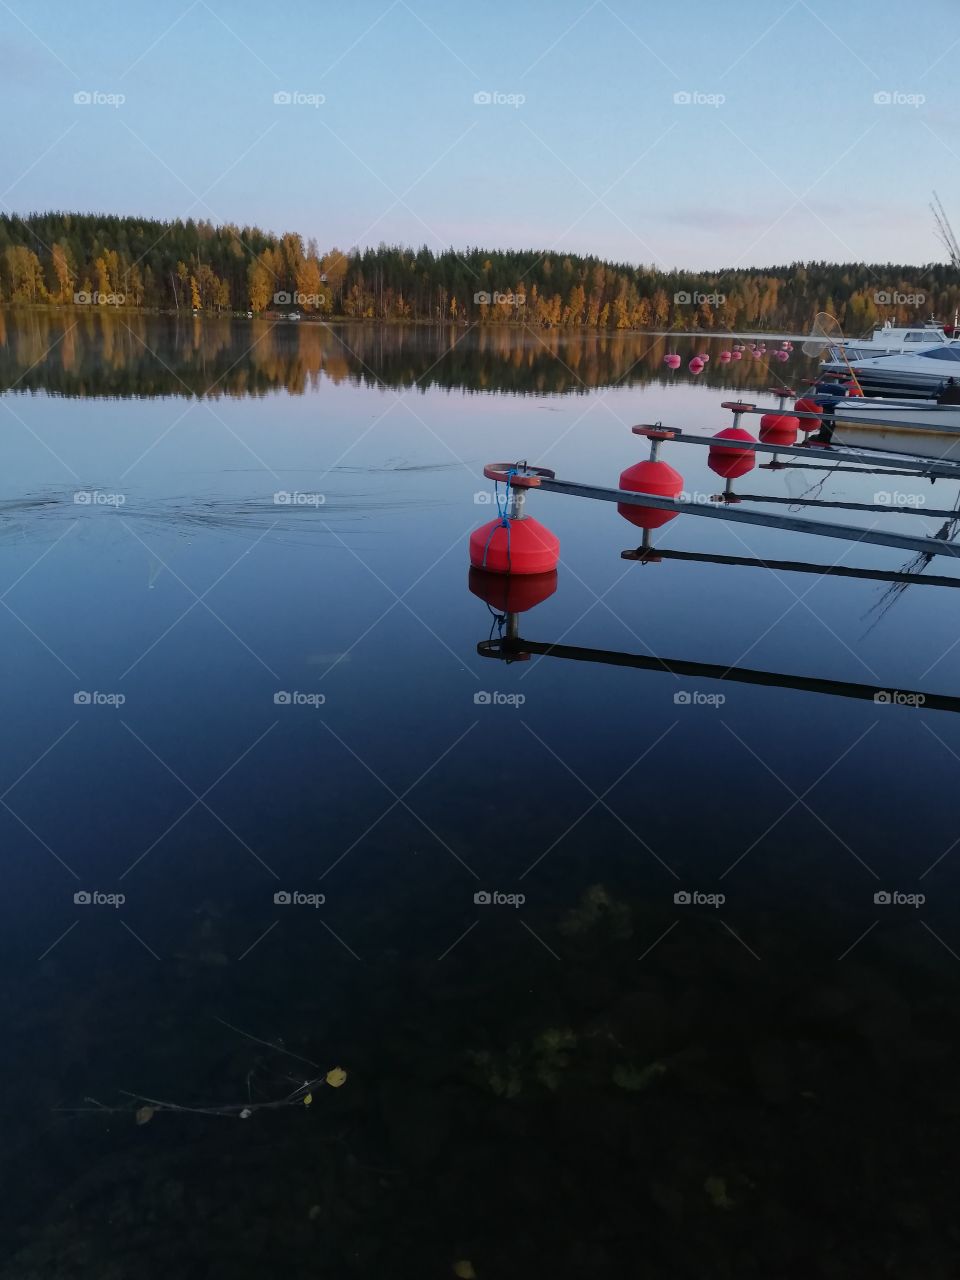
[828,319,959,361]
[830,393,960,436]
[821,344,960,395]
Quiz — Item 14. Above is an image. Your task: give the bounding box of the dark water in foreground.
[3,313,960,1278]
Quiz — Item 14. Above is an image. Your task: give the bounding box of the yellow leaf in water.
[302,1093,313,1107]
[453,1263,477,1279]
[325,1066,347,1089]
[135,1106,155,1126]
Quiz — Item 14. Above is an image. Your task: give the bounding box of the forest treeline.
[1,211,956,334]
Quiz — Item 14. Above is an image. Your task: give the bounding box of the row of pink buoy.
[665,339,794,373]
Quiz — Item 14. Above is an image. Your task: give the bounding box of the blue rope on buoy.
[480,465,518,571]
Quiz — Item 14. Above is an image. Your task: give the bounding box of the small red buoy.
[469,567,557,613]
[618,459,683,530]
[759,413,799,446]
[708,426,756,479]
[794,397,821,432]
[731,350,742,361]
[719,350,731,361]
[688,357,704,374]
[469,516,559,575]
[845,380,863,396]
[698,353,710,362]
[665,353,682,369]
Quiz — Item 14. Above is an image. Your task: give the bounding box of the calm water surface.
[2,313,960,1278]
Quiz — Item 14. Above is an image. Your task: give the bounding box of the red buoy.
[794,397,821,432]
[731,350,742,360]
[665,353,682,369]
[469,567,557,613]
[618,459,683,530]
[759,413,799,446]
[469,516,559,575]
[688,357,705,374]
[708,426,756,479]
[845,380,864,396]
[719,350,731,361]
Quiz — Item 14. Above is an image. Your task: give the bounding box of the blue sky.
[2,0,959,270]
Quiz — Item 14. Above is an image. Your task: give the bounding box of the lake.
[2,311,959,1278]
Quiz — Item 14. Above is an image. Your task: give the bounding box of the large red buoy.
[469,517,559,575]
[618,458,683,530]
[794,397,821,432]
[469,567,557,613]
[759,412,799,446]
[470,464,560,575]
[688,357,704,374]
[708,426,756,479]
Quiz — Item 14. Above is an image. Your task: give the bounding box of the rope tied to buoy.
[479,463,520,571]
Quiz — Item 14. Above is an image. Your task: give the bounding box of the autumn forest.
[1,211,956,335]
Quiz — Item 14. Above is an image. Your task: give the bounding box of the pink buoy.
[731,350,742,360]
[688,357,705,374]
[719,350,731,361]
[665,353,682,369]
[698,353,710,362]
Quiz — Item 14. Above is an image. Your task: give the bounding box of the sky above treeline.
[1,0,958,272]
